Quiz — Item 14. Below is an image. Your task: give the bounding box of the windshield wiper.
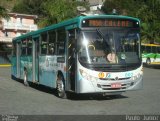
[96,29,112,51]
[96,29,106,42]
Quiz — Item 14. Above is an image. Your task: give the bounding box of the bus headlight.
[137,73,141,78]
[79,69,98,82]
[80,69,87,78]
[132,73,141,81]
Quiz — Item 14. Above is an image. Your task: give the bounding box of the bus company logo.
[106,72,109,78]
[115,76,119,81]
[98,72,105,78]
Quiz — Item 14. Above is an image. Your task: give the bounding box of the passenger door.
[66,29,77,91]
[32,36,40,82]
[16,42,21,78]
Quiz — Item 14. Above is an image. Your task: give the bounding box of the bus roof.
[12,15,140,43]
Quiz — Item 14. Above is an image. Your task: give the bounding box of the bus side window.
[27,38,32,55]
[48,30,56,55]
[56,29,66,55]
[157,47,160,53]
[21,39,27,56]
[146,46,151,53]
[141,45,145,53]
[12,43,16,56]
[152,46,156,53]
[41,32,48,55]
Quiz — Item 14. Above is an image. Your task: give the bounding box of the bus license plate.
[111,83,121,88]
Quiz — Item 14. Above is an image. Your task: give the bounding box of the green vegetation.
[0,6,8,19]
[102,0,160,43]
[0,0,12,19]
[12,0,88,28]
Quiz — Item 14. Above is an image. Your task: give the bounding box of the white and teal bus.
[11,15,143,98]
[141,43,160,66]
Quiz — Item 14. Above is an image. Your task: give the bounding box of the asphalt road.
[0,66,160,116]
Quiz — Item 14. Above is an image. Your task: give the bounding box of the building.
[77,0,104,9]
[0,13,38,46]
[0,13,38,64]
[77,0,105,15]
[88,0,104,11]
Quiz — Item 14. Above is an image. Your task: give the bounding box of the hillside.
[0,0,17,12]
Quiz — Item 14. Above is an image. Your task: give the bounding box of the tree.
[102,0,160,43]
[0,0,16,19]
[102,0,140,15]
[38,0,88,27]
[12,0,44,15]
[0,5,9,19]
[136,0,160,43]
[12,0,88,28]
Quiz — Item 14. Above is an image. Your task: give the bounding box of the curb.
[0,64,11,67]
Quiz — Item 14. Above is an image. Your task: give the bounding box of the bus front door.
[67,29,77,92]
[32,36,40,83]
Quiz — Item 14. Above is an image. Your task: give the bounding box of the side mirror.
[57,57,65,63]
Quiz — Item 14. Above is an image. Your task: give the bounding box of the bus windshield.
[78,29,141,70]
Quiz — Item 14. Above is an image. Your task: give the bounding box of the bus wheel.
[56,74,66,99]
[24,70,29,86]
[146,58,151,65]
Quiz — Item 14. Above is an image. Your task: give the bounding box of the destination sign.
[81,18,139,28]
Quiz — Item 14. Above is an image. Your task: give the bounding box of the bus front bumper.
[76,76,143,94]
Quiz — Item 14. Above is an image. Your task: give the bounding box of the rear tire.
[24,70,29,86]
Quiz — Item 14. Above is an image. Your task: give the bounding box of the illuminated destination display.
[81,18,139,28]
